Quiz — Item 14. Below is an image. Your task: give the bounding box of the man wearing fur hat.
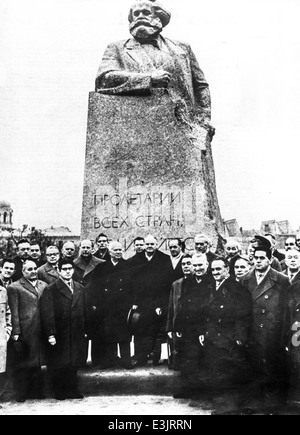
[96,0,213,131]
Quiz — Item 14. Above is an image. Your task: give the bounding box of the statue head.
[128,0,171,41]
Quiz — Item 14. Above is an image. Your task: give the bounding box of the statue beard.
[130,18,163,41]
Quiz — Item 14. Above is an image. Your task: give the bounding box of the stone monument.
[81,0,224,253]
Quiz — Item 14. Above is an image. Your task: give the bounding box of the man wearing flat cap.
[96,0,213,131]
[240,236,290,413]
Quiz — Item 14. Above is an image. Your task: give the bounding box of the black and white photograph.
[1,0,300,418]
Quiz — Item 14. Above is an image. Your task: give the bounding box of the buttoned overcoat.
[0,286,12,373]
[41,279,88,369]
[7,278,47,368]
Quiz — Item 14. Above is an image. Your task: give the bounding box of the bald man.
[73,240,105,287]
[87,241,133,369]
[131,235,170,366]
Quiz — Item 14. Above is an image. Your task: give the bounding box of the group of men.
[1,232,300,413]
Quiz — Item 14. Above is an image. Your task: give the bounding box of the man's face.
[285,238,296,251]
[182,258,193,276]
[169,240,182,258]
[17,242,31,260]
[211,260,229,283]
[23,261,38,281]
[226,243,240,259]
[145,237,157,255]
[286,250,300,271]
[59,264,74,281]
[194,237,209,254]
[62,243,76,259]
[296,236,300,250]
[30,245,41,260]
[234,259,250,279]
[1,262,16,280]
[192,257,208,278]
[130,2,163,40]
[97,237,108,251]
[46,248,60,265]
[134,240,145,254]
[254,250,271,273]
[110,244,123,261]
[81,241,93,258]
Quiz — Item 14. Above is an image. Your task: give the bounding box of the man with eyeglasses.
[41,259,88,401]
[194,234,217,265]
[240,236,290,413]
[37,246,60,285]
[7,260,47,403]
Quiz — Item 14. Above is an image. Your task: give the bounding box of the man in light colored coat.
[8,260,47,402]
[0,284,12,399]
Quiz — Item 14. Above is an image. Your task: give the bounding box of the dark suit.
[73,255,105,287]
[41,279,88,398]
[37,263,59,285]
[0,277,12,289]
[96,35,211,122]
[241,268,290,407]
[174,275,213,395]
[7,278,47,400]
[87,259,133,368]
[132,250,170,364]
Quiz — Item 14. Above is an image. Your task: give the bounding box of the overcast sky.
[1,0,300,233]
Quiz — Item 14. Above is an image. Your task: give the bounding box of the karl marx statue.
[96,0,213,136]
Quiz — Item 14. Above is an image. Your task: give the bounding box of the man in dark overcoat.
[173,254,212,398]
[7,260,47,402]
[73,239,105,287]
[87,242,133,369]
[37,246,60,285]
[203,258,252,411]
[41,259,88,400]
[241,242,290,411]
[166,253,193,370]
[287,280,300,402]
[131,235,170,366]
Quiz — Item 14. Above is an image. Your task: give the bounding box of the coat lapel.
[251,269,277,303]
[57,279,73,301]
[124,38,157,72]
[72,282,82,308]
[20,277,39,297]
[46,264,58,278]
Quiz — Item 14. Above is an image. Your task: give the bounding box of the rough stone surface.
[81,92,223,253]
